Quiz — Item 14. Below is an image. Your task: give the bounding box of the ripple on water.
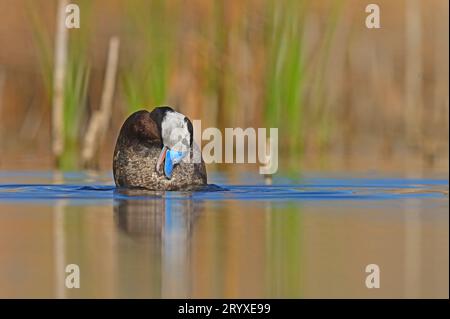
[0,175,447,204]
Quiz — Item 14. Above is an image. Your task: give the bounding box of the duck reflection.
[113,188,202,297]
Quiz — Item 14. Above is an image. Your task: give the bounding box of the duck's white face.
[161,110,191,153]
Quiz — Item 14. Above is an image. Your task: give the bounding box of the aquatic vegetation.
[121,0,175,113]
[16,0,448,173]
[28,0,92,169]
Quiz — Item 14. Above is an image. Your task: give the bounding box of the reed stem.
[82,37,120,168]
[51,0,69,164]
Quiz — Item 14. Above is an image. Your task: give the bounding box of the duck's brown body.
[113,109,207,191]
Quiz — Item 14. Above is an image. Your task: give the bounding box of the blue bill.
[164,149,187,179]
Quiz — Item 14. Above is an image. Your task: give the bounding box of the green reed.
[264,0,307,158]
[264,0,342,167]
[29,0,92,169]
[121,0,174,113]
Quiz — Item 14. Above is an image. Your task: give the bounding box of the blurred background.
[0,0,448,175]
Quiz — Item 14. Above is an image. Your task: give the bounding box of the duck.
[113,106,207,191]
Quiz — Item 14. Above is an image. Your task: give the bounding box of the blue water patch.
[0,171,447,205]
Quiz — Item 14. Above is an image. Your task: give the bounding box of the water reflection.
[0,173,447,298]
[114,190,200,240]
[113,189,202,298]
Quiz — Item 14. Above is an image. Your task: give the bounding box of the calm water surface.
[0,171,448,298]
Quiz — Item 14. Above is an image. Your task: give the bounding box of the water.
[0,171,448,298]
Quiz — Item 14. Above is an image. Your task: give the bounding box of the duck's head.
[117,107,194,180]
[119,110,161,145]
[149,106,193,179]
